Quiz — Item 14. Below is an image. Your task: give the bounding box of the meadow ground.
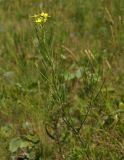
[0,0,124,159]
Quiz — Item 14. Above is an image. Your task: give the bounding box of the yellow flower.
[41,12,48,18]
[40,12,45,16]
[35,18,43,23]
[32,12,50,24]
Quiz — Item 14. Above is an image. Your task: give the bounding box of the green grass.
[0,0,124,159]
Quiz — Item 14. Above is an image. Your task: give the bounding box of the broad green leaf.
[9,138,22,153]
[25,134,40,144]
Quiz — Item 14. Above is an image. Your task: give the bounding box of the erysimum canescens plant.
[32,12,50,24]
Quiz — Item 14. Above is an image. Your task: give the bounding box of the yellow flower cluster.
[32,12,49,24]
